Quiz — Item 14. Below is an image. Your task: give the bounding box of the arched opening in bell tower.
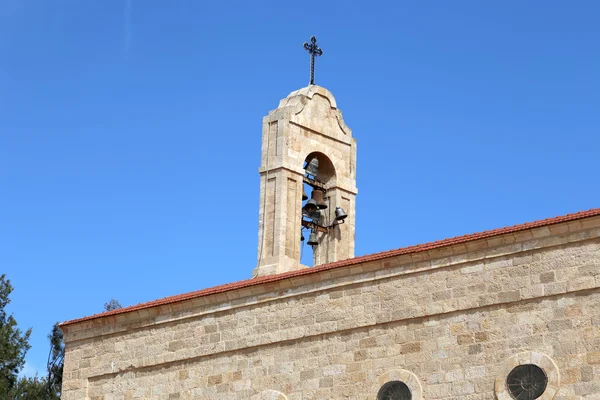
[301,152,336,266]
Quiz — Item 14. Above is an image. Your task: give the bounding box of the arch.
[303,151,336,185]
[494,351,560,400]
[373,369,422,400]
[251,389,288,400]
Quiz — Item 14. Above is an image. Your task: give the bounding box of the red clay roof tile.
[60,208,600,327]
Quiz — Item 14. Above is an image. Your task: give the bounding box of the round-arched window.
[506,364,548,400]
[377,381,411,400]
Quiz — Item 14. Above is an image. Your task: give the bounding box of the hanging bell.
[335,207,348,221]
[305,209,321,222]
[311,188,328,210]
[307,231,319,246]
[303,199,318,213]
[304,158,319,177]
[302,186,308,201]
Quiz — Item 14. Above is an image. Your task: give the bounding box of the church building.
[60,38,600,400]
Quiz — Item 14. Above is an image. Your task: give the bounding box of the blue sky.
[1,1,599,377]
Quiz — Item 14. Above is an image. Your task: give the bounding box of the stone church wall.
[61,220,600,399]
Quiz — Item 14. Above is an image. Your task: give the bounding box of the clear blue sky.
[1,1,599,377]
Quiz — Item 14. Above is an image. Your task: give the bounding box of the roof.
[60,207,600,327]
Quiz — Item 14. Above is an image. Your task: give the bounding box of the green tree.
[11,323,63,400]
[103,299,122,311]
[11,375,46,400]
[0,274,32,397]
[44,323,63,399]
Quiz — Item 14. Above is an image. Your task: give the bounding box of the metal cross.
[303,36,323,85]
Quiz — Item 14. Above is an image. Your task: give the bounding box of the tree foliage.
[11,375,46,400]
[0,275,64,399]
[12,324,63,399]
[44,323,63,399]
[104,299,123,311]
[0,274,32,398]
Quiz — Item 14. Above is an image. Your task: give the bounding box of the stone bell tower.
[253,85,357,277]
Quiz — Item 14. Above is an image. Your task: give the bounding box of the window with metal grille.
[506,364,548,400]
[377,381,412,400]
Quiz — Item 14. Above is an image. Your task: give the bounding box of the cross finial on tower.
[303,36,323,85]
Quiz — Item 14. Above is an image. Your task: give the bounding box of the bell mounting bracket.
[301,219,328,233]
[303,176,326,192]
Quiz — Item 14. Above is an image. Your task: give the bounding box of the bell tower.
[253,85,357,277]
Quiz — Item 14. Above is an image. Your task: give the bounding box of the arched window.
[301,152,337,266]
[377,380,412,400]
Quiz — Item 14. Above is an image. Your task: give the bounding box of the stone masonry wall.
[61,220,600,399]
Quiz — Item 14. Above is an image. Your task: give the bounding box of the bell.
[311,188,328,210]
[303,199,318,213]
[304,209,321,222]
[335,207,348,221]
[304,158,319,177]
[307,231,319,246]
[302,186,308,201]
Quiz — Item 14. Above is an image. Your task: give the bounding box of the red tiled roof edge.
[60,208,600,327]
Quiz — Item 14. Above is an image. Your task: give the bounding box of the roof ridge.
[60,207,600,327]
